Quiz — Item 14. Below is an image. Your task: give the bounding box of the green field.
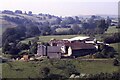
[21,26,120,44]
[21,34,103,43]
[21,35,81,43]
[2,59,119,78]
[105,26,120,34]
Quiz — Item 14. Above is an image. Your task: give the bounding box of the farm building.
[37,45,62,59]
[37,42,96,58]
[47,46,61,59]
[37,41,96,58]
[37,45,46,56]
[36,36,108,58]
[65,42,96,57]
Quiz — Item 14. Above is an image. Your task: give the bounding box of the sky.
[0,0,119,16]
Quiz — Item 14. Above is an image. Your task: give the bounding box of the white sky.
[0,0,119,16]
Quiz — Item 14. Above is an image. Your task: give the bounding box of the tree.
[82,22,89,29]
[103,33,120,43]
[94,52,104,58]
[75,16,81,24]
[95,44,117,58]
[71,24,80,34]
[66,17,75,24]
[29,41,38,54]
[2,10,14,14]
[29,46,37,54]
[65,65,79,77]
[16,42,29,50]
[15,10,22,14]
[41,26,51,35]
[53,60,80,77]
[106,16,111,26]
[28,11,32,16]
[2,40,10,53]
[3,42,20,55]
[56,18,62,24]
[8,46,20,55]
[94,27,104,34]
[28,41,32,47]
[96,19,108,31]
[15,25,26,37]
[26,26,40,37]
[2,28,16,43]
[39,67,50,78]
[91,15,96,19]
[2,25,27,45]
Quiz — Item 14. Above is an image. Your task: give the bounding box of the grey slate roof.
[47,46,61,53]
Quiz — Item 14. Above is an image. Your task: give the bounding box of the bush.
[113,59,119,66]
[103,33,120,44]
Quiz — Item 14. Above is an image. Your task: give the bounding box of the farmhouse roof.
[47,46,61,53]
[65,42,95,50]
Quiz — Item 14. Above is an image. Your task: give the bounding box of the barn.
[65,42,97,57]
[47,46,61,59]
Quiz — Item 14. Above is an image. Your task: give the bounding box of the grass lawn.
[2,59,119,78]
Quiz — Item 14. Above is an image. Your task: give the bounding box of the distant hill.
[0,10,61,33]
[78,14,118,19]
[1,10,118,34]
[1,10,119,43]
[0,19,17,33]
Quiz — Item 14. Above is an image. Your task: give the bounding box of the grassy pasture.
[2,59,119,78]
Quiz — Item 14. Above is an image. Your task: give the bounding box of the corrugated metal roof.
[63,36,90,41]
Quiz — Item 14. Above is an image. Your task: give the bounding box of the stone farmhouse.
[37,36,107,59]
